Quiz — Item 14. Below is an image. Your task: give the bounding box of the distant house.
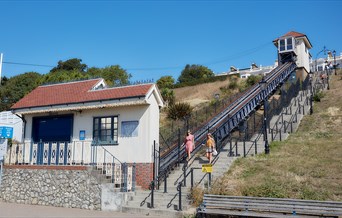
[9,78,164,188]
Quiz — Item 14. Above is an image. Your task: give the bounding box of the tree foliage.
[160,88,175,106]
[0,58,132,111]
[157,76,175,89]
[88,65,131,86]
[178,64,214,83]
[0,72,42,111]
[246,75,262,87]
[50,58,88,72]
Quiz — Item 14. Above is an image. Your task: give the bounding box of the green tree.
[50,58,88,72]
[160,88,175,106]
[157,76,175,89]
[39,70,90,85]
[246,75,262,87]
[0,72,42,111]
[100,65,131,86]
[88,65,131,86]
[178,64,214,83]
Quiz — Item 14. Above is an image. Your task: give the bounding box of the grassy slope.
[209,72,342,201]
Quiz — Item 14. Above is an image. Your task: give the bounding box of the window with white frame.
[93,116,118,144]
[279,37,294,52]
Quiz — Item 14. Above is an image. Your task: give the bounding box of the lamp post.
[316,46,326,72]
[259,77,269,154]
[309,71,313,115]
[325,60,330,90]
[333,50,337,75]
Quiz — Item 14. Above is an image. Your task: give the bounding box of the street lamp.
[259,77,269,154]
[325,60,330,90]
[333,50,337,75]
[309,71,313,115]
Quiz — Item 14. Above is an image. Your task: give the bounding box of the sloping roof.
[273,31,312,49]
[11,78,155,110]
[282,31,306,38]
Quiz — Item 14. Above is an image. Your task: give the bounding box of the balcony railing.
[4,140,135,191]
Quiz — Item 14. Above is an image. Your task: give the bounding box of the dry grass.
[208,71,342,201]
[173,77,242,107]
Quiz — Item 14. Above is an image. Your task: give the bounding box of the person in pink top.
[184,130,195,161]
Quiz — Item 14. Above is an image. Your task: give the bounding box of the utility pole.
[0,53,3,86]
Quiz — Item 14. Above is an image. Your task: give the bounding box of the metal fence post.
[191,168,194,189]
[150,181,154,208]
[229,138,233,157]
[178,182,182,211]
[177,128,181,167]
[164,172,167,193]
[132,163,136,192]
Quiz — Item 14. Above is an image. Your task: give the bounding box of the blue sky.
[0,0,341,82]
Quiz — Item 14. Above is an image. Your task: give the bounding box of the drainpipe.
[13,112,26,142]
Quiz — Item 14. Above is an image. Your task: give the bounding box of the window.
[279,39,285,51]
[279,37,294,52]
[93,116,118,144]
[286,38,293,50]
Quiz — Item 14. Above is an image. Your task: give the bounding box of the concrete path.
[0,201,159,218]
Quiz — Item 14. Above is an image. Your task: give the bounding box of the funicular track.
[158,61,297,183]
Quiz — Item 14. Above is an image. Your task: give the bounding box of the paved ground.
[0,202,159,218]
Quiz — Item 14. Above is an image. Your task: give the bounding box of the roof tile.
[11,78,153,110]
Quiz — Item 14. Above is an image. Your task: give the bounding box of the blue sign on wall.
[79,130,85,140]
[0,126,13,139]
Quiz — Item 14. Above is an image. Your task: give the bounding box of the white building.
[9,78,164,188]
[0,111,23,142]
[273,31,313,80]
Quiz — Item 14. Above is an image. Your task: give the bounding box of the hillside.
[173,77,241,107]
[208,71,342,201]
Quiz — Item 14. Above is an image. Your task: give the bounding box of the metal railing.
[4,140,135,191]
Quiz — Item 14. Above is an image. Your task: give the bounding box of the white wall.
[22,102,159,163]
[295,39,310,73]
[0,111,23,142]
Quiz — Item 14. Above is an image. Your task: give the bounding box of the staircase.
[121,84,313,217]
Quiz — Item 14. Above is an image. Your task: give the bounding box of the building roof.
[11,78,155,110]
[273,31,313,49]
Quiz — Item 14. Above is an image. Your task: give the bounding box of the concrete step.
[121,205,194,218]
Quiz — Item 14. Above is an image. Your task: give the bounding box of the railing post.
[254,140,257,155]
[150,181,154,208]
[177,128,181,167]
[235,140,238,156]
[123,162,128,192]
[178,182,182,211]
[243,140,246,157]
[183,164,187,187]
[153,140,156,183]
[111,157,115,183]
[208,172,212,187]
[229,137,233,157]
[132,163,136,192]
[164,172,167,193]
[190,168,194,189]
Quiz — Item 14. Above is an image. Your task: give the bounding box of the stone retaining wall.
[0,167,101,210]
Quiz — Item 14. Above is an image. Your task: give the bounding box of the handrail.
[92,141,122,164]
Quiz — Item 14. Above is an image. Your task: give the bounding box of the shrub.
[167,102,192,120]
[313,91,324,102]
